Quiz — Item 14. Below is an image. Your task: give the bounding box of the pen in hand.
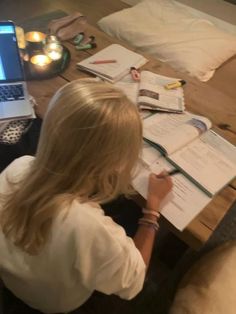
[157,169,180,178]
[140,159,180,177]
[166,169,180,176]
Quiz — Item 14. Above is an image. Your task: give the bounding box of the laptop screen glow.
[0,24,24,82]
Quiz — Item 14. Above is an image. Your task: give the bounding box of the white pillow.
[98,0,236,81]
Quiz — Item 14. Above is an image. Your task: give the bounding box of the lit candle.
[45,35,59,44]
[30,54,52,67]
[25,31,46,43]
[25,31,46,51]
[44,42,63,61]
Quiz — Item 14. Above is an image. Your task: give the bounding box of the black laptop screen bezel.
[0,21,25,83]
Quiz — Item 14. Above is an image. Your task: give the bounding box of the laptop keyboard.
[0,84,25,102]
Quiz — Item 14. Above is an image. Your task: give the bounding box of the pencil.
[89,59,117,64]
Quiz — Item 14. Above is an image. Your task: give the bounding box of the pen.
[140,159,180,177]
[167,169,180,176]
[89,59,117,64]
[164,80,186,90]
[157,169,180,178]
[73,32,84,45]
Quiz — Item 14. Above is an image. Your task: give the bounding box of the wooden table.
[24,24,236,250]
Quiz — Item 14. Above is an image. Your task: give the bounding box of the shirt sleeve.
[0,156,34,193]
[72,206,146,300]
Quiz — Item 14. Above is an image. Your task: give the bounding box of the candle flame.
[25,31,46,42]
[30,55,51,66]
[48,51,62,60]
[44,42,63,60]
[33,32,40,41]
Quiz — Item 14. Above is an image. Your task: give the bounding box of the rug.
[19,10,67,32]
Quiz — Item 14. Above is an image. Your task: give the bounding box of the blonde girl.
[0,79,172,314]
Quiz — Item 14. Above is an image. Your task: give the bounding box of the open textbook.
[138,71,185,113]
[77,44,147,83]
[114,71,185,113]
[132,142,212,231]
[143,112,236,197]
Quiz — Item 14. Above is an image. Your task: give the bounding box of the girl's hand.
[146,171,173,212]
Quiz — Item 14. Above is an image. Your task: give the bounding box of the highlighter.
[75,42,97,50]
[73,32,84,45]
[164,80,186,90]
[81,35,95,45]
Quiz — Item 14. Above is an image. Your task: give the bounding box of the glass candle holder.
[30,54,52,70]
[44,42,63,61]
[45,35,60,44]
[25,31,46,50]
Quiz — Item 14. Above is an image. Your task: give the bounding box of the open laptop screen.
[0,22,24,83]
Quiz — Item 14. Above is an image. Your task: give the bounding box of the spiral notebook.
[77,44,148,83]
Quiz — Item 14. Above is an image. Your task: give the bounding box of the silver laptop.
[0,21,32,121]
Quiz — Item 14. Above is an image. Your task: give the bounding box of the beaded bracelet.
[138,219,159,231]
[142,208,161,219]
[139,217,159,225]
[138,217,159,231]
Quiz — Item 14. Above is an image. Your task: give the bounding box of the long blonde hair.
[0,79,142,254]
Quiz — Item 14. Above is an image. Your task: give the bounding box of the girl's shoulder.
[0,155,34,187]
[2,155,34,176]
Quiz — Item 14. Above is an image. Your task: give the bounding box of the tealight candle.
[44,42,63,61]
[25,31,46,42]
[25,31,46,50]
[30,54,52,67]
[45,35,60,44]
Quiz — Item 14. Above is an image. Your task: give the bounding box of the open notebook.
[77,44,147,83]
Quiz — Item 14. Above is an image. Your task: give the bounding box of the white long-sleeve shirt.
[0,156,146,313]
